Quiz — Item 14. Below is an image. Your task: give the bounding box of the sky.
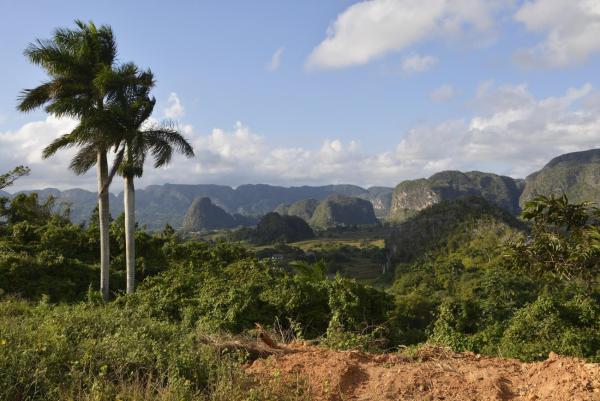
[1,0,600,192]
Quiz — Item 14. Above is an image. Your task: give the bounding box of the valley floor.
[248,344,600,401]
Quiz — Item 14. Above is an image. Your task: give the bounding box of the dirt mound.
[247,344,600,401]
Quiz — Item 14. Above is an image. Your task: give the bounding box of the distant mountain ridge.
[389,171,523,222]
[5,148,600,229]
[4,183,392,230]
[387,149,600,222]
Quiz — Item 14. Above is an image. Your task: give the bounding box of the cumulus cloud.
[266,47,285,72]
[0,115,90,190]
[306,0,507,70]
[401,54,437,74]
[514,0,600,67]
[137,83,600,186]
[3,83,600,191]
[163,92,185,119]
[430,84,455,101]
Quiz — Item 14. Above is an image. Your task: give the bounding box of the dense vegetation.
[0,191,389,400]
[232,212,315,245]
[2,18,599,401]
[1,185,599,400]
[389,196,600,360]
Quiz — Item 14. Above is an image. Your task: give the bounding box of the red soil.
[247,344,600,401]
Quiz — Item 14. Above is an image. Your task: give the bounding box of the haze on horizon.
[2,0,600,191]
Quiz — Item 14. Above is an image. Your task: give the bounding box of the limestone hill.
[309,195,379,228]
[386,196,524,263]
[389,171,523,222]
[520,148,600,207]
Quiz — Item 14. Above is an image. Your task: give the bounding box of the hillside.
[309,195,379,228]
[5,149,600,230]
[4,183,392,230]
[520,148,600,206]
[274,198,319,221]
[181,197,237,232]
[389,171,523,222]
[366,186,394,217]
[386,196,523,264]
[254,212,315,244]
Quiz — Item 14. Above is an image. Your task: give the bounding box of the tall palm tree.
[102,64,195,293]
[17,21,119,301]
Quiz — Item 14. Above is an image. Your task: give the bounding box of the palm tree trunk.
[124,174,135,294]
[97,150,110,301]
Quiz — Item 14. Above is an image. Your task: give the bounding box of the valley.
[2,10,600,400]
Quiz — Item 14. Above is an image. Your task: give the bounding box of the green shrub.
[0,298,311,401]
[499,294,600,361]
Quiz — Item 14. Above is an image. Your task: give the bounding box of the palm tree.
[17,21,119,301]
[102,64,195,293]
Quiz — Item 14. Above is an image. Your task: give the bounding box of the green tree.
[289,260,327,282]
[0,166,30,190]
[507,195,600,285]
[103,64,194,294]
[17,21,120,300]
[0,193,55,226]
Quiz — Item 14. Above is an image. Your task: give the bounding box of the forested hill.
[4,184,393,230]
[520,148,600,206]
[388,148,600,222]
[5,148,600,230]
[388,171,523,222]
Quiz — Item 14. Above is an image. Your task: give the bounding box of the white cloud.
[514,0,600,67]
[140,83,600,186]
[266,47,285,72]
[163,92,185,119]
[430,84,455,101]
[0,115,90,190]
[306,0,507,70]
[401,54,437,74]
[3,83,600,191]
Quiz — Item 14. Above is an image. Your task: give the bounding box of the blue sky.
[2,0,600,191]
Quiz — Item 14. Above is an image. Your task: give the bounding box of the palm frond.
[69,143,98,175]
[17,82,53,112]
[146,125,195,157]
[42,132,79,159]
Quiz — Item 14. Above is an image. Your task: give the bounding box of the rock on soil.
[247,344,600,401]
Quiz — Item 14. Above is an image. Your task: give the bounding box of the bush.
[0,299,209,400]
[0,298,312,401]
[499,294,600,361]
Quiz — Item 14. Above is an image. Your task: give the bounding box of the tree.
[18,21,119,300]
[103,64,194,294]
[0,193,55,225]
[507,195,600,285]
[0,166,30,190]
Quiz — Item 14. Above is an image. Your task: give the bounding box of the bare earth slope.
[248,345,600,401]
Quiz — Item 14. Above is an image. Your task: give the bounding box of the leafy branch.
[0,166,30,190]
